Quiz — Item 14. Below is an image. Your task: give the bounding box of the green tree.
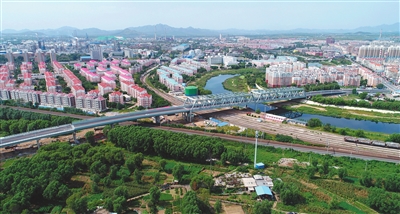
[338,168,347,181]
[126,158,136,173]
[134,169,143,183]
[255,109,261,114]
[182,191,201,214]
[43,180,60,200]
[154,172,161,184]
[114,186,128,198]
[149,186,161,214]
[105,198,113,212]
[109,165,119,180]
[85,131,95,146]
[376,83,384,89]
[352,88,357,95]
[214,199,222,214]
[70,197,88,214]
[133,153,144,169]
[103,176,112,187]
[359,92,368,99]
[91,182,100,193]
[307,118,322,127]
[91,174,101,184]
[253,200,273,214]
[113,196,127,214]
[360,172,374,187]
[173,164,185,183]
[307,166,316,179]
[320,160,330,176]
[159,159,167,171]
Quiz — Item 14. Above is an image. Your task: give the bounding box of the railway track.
[214,112,400,161]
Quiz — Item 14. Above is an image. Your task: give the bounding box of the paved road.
[0,106,94,120]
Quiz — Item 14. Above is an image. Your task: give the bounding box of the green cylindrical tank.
[185,86,198,96]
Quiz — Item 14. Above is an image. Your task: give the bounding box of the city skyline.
[1,0,399,31]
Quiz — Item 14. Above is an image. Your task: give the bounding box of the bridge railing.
[183,87,306,110]
[0,128,75,148]
[72,106,185,125]
[0,124,73,140]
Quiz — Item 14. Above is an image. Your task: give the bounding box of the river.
[204,74,400,134]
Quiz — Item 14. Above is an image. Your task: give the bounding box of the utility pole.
[254,131,259,168]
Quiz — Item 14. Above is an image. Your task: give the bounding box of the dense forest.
[0,143,129,213]
[107,126,248,165]
[0,107,77,136]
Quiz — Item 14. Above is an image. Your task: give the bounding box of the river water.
[204,74,400,134]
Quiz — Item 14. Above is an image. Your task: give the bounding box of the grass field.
[191,68,259,88]
[222,75,249,92]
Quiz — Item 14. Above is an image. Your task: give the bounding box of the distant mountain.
[353,22,399,33]
[1,29,31,34]
[1,22,398,37]
[124,24,218,37]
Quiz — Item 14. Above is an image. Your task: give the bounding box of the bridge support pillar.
[73,132,77,143]
[36,139,40,148]
[155,116,161,124]
[189,111,193,122]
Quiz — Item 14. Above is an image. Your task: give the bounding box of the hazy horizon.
[1,0,399,31]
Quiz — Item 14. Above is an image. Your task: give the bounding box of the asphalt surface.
[0,105,94,120]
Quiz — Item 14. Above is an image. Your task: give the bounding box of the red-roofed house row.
[109,91,124,104]
[80,68,100,83]
[38,62,46,73]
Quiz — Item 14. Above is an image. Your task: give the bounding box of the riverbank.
[285,101,400,124]
[222,75,250,92]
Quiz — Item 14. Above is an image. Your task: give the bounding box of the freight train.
[344,136,400,149]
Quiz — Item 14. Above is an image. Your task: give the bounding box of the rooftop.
[255,186,272,196]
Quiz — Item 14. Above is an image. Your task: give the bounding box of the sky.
[1,0,399,31]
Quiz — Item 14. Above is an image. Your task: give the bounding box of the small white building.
[242,177,257,192]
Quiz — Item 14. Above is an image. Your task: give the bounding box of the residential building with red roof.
[98,82,113,95]
[101,76,116,88]
[109,91,124,104]
[38,62,47,73]
[71,85,85,97]
[23,73,32,85]
[137,93,152,108]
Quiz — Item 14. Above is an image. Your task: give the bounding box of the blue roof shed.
[255,163,265,169]
[255,186,272,196]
